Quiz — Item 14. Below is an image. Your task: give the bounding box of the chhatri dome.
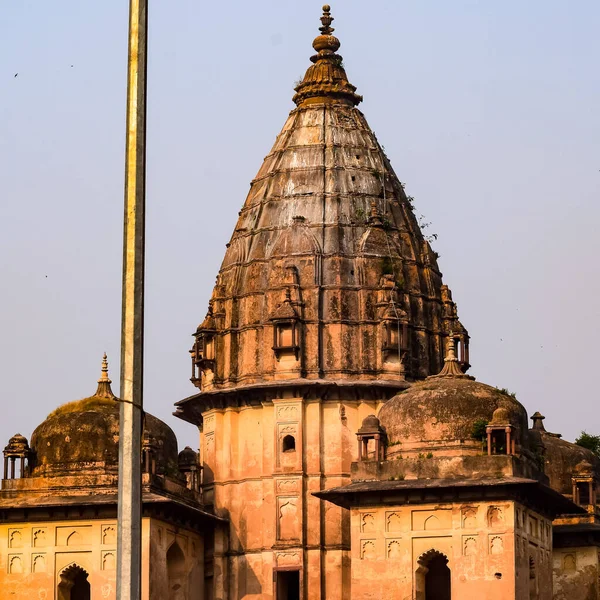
[182,4,469,406]
[28,354,179,477]
[378,338,530,456]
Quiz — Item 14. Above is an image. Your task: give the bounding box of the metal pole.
[117,0,147,598]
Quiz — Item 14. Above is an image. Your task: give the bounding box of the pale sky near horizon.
[1,1,599,456]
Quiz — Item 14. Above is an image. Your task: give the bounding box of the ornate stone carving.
[32,554,46,573]
[102,552,116,571]
[361,513,375,533]
[361,540,376,560]
[278,498,299,540]
[386,512,401,532]
[488,506,504,527]
[490,536,504,555]
[204,414,215,432]
[277,479,299,494]
[276,552,301,567]
[462,508,477,529]
[33,529,47,548]
[277,405,299,421]
[387,539,401,559]
[9,529,23,548]
[102,526,116,545]
[463,537,477,556]
[9,555,23,574]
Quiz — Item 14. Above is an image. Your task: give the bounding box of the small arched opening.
[415,550,451,600]
[282,435,296,453]
[167,541,187,600]
[57,564,90,600]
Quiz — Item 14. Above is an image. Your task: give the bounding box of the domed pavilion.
[0,355,223,600]
[172,6,600,600]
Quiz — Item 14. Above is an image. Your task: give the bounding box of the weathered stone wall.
[348,500,553,600]
[553,546,599,600]
[0,517,205,600]
[0,518,119,600]
[149,518,205,600]
[201,392,385,600]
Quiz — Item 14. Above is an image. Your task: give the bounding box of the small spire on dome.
[95,352,116,399]
[293,5,362,107]
[530,411,546,431]
[429,335,472,379]
[320,5,334,35]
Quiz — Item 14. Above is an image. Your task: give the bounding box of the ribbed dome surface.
[378,378,529,453]
[30,396,179,477]
[190,8,468,392]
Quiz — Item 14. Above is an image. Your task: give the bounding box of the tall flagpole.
[117,0,147,598]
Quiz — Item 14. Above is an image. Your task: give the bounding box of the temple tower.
[176,6,468,599]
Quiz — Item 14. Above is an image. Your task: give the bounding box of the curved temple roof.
[186,6,468,398]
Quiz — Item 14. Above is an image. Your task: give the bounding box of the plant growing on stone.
[575,432,600,458]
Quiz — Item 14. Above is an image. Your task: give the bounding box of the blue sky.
[1,1,599,453]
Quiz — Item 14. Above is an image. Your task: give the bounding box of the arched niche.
[167,541,187,600]
[57,564,90,600]
[415,550,451,600]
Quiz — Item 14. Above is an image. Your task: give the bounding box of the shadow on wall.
[219,507,263,597]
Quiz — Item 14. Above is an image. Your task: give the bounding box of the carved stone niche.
[270,288,301,361]
[190,302,218,388]
[278,423,300,470]
[276,551,301,568]
[277,497,300,541]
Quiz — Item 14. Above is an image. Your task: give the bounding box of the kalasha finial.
[95,353,116,399]
[429,334,472,379]
[293,5,363,107]
[99,352,110,382]
[320,5,334,35]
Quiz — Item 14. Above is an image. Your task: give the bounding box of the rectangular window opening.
[276,570,300,600]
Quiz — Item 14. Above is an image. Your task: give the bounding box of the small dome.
[490,407,511,425]
[378,377,528,454]
[29,396,179,478]
[178,446,198,468]
[574,459,594,474]
[358,415,382,434]
[4,433,29,454]
[28,356,180,478]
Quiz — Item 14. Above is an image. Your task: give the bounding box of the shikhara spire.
[293,5,362,107]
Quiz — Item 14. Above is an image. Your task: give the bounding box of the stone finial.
[293,5,363,107]
[429,335,472,379]
[95,353,116,399]
[530,411,546,431]
[319,5,334,35]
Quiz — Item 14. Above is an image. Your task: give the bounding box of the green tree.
[575,431,600,458]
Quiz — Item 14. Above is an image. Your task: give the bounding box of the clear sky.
[1,1,599,456]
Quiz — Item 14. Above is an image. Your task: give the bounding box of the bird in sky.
[14,73,18,78]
